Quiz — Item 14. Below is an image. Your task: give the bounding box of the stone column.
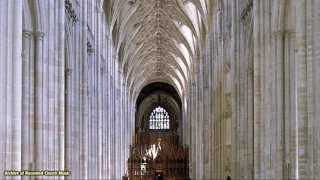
[295,0,308,178]
[87,43,92,178]
[112,56,117,178]
[230,1,237,179]
[34,31,45,171]
[22,30,32,173]
[191,80,196,179]
[120,74,125,176]
[283,29,290,180]
[11,0,23,172]
[123,88,127,172]
[306,1,317,179]
[288,29,297,179]
[203,36,211,179]
[81,0,88,178]
[106,35,112,179]
[262,1,271,178]
[195,69,201,179]
[313,2,320,179]
[98,64,103,179]
[92,37,97,179]
[114,56,120,177]
[87,53,92,178]
[57,0,65,173]
[94,8,102,179]
[0,0,5,177]
[275,30,284,179]
[70,19,79,178]
[48,1,56,171]
[102,67,107,178]
[209,35,215,178]
[65,68,73,177]
[197,59,204,179]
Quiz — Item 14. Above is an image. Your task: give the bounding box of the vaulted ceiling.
[103,0,212,101]
[136,82,181,109]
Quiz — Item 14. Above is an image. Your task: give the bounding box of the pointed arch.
[149,106,170,130]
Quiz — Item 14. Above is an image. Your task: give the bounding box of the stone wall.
[0,0,135,179]
[182,0,320,179]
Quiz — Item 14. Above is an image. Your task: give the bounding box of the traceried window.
[149,106,170,130]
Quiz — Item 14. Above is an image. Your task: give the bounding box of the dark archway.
[127,82,189,179]
[136,82,181,109]
[136,82,182,133]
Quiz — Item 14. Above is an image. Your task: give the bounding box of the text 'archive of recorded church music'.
[3,170,71,176]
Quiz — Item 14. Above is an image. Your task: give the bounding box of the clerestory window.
[149,106,170,130]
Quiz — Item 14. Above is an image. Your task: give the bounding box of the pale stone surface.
[0,0,319,179]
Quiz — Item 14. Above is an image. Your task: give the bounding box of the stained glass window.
[149,106,170,130]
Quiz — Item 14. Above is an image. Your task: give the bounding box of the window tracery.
[149,106,170,130]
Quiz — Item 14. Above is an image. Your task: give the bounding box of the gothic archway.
[128,82,189,179]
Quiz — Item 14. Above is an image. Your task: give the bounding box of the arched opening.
[149,106,170,130]
[127,82,189,179]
